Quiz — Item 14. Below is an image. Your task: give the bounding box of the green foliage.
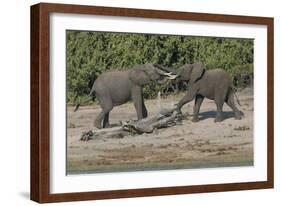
[66,31,253,104]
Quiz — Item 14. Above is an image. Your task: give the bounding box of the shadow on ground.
[199,111,234,121]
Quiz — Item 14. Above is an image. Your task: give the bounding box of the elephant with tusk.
[74,63,178,129]
[155,62,243,122]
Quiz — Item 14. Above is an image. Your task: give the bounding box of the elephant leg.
[214,98,224,122]
[142,100,148,118]
[94,96,113,129]
[192,95,204,122]
[95,110,107,129]
[134,101,144,120]
[102,112,110,128]
[226,91,242,120]
[176,89,196,113]
[132,86,145,120]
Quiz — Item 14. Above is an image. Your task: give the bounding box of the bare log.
[80,126,130,141]
[123,110,186,133]
[80,108,188,141]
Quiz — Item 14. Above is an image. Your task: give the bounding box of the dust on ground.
[66,88,253,174]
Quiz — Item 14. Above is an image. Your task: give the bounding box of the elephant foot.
[240,110,244,116]
[103,123,111,128]
[94,121,102,129]
[234,111,244,120]
[214,116,223,123]
[234,114,242,120]
[192,117,199,122]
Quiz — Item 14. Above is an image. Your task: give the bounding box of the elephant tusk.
[155,66,178,78]
[164,72,178,79]
[164,72,174,77]
[167,74,178,80]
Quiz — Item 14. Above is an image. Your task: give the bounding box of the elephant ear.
[178,64,193,81]
[190,62,205,84]
[129,65,151,86]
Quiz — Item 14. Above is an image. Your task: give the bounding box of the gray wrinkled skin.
[156,62,243,122]
[89,64,177,128]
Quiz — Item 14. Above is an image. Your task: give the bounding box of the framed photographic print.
[31,3,274,203]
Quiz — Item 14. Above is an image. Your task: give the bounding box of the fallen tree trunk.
[80,126,129,141]
[80,108,188,141]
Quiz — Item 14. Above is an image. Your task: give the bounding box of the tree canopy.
[66,30,253,105]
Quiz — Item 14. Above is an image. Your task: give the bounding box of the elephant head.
[178,62,205,84]
[129,63,178,86]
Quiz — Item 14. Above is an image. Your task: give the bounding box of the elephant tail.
[73,87,96,112]
[231,87,241,106]
[73,102,80,112]
[234,91,241,106]
[73,94,82,112]
[89,85,96,96]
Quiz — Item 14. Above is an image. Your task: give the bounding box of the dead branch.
[80,108,188,141]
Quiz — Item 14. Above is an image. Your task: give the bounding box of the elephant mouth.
[154,64,178,80]
[157,77,168,84]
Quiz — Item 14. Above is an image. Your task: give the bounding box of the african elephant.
[76,64,178,129]
[155,62,243,122]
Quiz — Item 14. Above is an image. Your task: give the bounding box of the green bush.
[66,31,253,105]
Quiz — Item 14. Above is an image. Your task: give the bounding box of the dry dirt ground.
[66,88,253,174]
